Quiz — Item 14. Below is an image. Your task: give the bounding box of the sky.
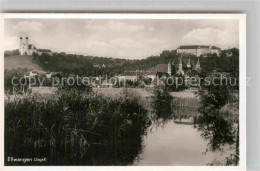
[4,19,239,59]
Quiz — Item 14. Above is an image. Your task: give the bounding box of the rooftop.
[178,45,221,50]
[155,64,168,73]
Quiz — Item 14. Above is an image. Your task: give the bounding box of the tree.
[196,72,239,165]
[165,75,187,92]
[151,85,174,125]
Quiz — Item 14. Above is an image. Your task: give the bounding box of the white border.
[0,13,246,171]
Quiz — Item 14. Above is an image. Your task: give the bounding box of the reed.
[5,89,151,165]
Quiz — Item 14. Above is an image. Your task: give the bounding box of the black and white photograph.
[1,14,246,168]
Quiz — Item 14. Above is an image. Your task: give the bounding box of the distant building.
[187,58,191,68]
[101,64,106,68]
[176,56,185,76]
[177,45,221,57]
[155,56,201,78]
[155,64,170,77]
[19,37,37,55]
[29,71,38,77]
[225,50,233,57]
[118,72,138,81]
[137,70,157,81]
[45,72,52,79]
[19,36,52,56]
[195,58,201,72]
[24,71,38,78]
[93,64,100,68]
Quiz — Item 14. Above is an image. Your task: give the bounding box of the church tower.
[187,58,191,68]
[19,37,26,55]
[167,61,171,76]
[19,36,30,55]
[195,58,201,73]
[178,56,183,71]
[196,58,200,69]
[19,36,23,49]
[25,37,29,46]
[171,61,176,76]
[177,55,184,76]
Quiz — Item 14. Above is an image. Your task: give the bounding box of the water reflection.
[133,88,226,166]
[134,121,224,166]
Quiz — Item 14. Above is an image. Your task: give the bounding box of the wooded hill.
[5,48,239,77]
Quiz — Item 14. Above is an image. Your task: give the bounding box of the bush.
[4,72,29,95]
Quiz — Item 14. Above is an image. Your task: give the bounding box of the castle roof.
[155,64,168,73]
[138,70,157,75]
[178,45,220,50]
[120,69,157,76]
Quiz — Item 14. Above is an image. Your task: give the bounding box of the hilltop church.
[19,37,38,55]
[19,36,52,56]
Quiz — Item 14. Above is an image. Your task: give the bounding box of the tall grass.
[5,89,151,165]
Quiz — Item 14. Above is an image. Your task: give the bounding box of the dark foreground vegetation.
[196,72,239,165]
[5,88,151,165]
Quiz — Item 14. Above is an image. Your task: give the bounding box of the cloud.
[84,41,111,49]
[4,36,19,50]
[181,27,239,48]
[110,38,144,48]
[84,21,154,33]
[13,21,44,32]
[5,19,239,59]
[84,24,105,31]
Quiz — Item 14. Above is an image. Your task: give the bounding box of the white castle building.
[177,45,221,57]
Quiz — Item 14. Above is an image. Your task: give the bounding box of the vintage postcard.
[0,13,246,170]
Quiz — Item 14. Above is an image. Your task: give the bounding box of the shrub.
[4,72,29,95]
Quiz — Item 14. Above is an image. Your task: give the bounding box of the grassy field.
[93,88,153,98]
[6,87,197,101]
[4,55,43,71]
[171,89,198,98]
[94,88,198,99]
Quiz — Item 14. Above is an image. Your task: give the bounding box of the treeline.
[32,53,125,76]
[4,49,19,57]
[32,48,239,77]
